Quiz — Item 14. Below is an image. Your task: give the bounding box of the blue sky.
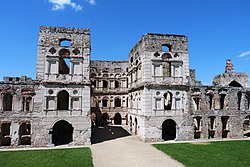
[0,0,249,85]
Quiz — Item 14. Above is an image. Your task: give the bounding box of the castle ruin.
[0,26,249,147]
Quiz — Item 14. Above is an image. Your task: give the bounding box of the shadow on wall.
[91,125,131,144]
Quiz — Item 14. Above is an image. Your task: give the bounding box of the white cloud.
[238,50,250,58]
[86,0,96,5]
[49,0,82,11]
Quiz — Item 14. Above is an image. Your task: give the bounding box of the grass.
[0,147,93,167]
[153,140,250,167]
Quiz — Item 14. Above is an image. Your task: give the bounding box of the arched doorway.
[162,119,176,140]
[114,113,122,125]
[52,120,73,146]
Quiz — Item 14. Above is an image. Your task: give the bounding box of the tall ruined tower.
[128,33,192,142]
[36,26,91,146]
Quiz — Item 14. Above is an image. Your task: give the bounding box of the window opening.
[3,93,12,111]
[162,44,171,52]
[60,39,71,47]
[221,116,229,138]
[22,97,32,111]
[0,123,11,146]
[59,49,70,74]
[194,117,201,139]
[237,91,242,110]
[57,90,69,110]
[243,115,250,137]
[103,80,108,88]
[91,80,96,88]
[208,116,215,139]
[220,94,226,110]
[102,99,108,107]
[115,80,119,88]
[163,62,171,77]
[164,92,172,110]
[19,123,31,145]
[193,97,200,110]
[208,94,213,110]
[115,97,121,107]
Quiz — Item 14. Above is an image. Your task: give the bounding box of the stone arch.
[162,119,177,140]
[114,113,122,125]
[18,122,31,145]
[59,39,71,47]
[52,120,73,146]
[57,90,69,110]
[229,80,242,87]
[162,44,172,52]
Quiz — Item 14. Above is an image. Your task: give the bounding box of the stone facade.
[0,26,250,148]
[90,60,129,126]
[1,26,91,147]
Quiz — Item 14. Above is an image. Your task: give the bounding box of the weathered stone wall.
[90,60,129,125]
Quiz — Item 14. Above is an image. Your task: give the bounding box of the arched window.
[102,99,108,107]
[59,39,71,47]
[164,92,172,110]
[3,93,12,111]
[57,90,69,110]
[115,97,121,107]
[162,44,172,52]
[18,123,31,145]
[59,49,70,74]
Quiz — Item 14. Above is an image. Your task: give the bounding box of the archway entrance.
[52,120,73,146]
[114,113,122,125]
[162,119,176,140]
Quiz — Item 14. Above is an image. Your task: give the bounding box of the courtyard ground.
[91,125,184,167]
[154,140,250,167]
